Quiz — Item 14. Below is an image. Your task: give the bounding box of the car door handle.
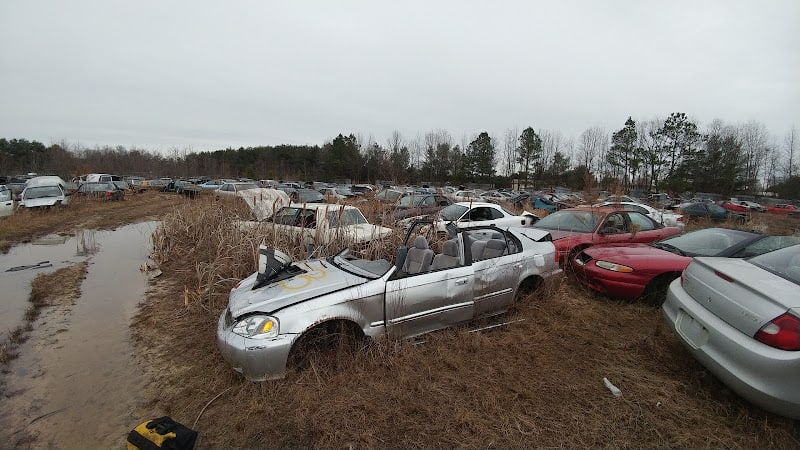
[514,264,523,269]
[455,278,469,285]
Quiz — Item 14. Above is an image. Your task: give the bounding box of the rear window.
[748,244,800,285]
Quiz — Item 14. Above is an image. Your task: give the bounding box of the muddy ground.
[1,191,798,449]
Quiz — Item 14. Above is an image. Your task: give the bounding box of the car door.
[384,237,475,339]
[458,206,495,227]
[469,230,522,317]
[623,211,670,241]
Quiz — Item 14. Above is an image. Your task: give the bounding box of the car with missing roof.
[216,221,562,381]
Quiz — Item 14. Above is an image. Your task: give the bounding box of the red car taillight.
[105,191,111,199]
[754,312,800,351]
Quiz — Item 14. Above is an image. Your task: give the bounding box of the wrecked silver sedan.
[217,222,562,381]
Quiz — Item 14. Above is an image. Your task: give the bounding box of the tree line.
[1,113,798,199]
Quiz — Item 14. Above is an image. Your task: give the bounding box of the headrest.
[486,239,506,250]
[413,236,429,249]
[442,240,458,257]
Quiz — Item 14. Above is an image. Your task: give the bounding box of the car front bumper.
[217,309,298,381]
[663,279,800,420]
[572,259,647,300]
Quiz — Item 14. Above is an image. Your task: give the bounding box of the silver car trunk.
[681,257,798,337]
[228,259,370,318]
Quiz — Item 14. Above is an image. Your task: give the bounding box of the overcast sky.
[1,0,798,153]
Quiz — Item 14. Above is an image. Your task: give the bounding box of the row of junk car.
[208,180,800,421]
[3,174,799,420]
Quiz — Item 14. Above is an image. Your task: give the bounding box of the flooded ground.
[0,222,158,448]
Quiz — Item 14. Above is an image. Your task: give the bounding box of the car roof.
[453,201,500,208]
[559,206,626,214]
[286,203,357,210]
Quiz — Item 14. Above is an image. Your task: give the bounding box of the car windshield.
[396,195,424,208]
[655,228,756,257]
[298,190,323,202]
[335,187,354,196]
[327,208,368,227]
[439,203,469,221]
[533,210,601,233]
[748,244,800,285]
[24,186,62,199]
[378,190,402,202]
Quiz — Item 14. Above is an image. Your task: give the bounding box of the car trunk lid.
[681,257,799,337]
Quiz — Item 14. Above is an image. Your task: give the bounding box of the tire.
[513,277,542,304]
[641,273,680,307]
[288,321,363,375]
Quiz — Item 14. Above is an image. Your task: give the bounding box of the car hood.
[228,259,370,318]
[339,223,393,242]
[582,243,690,265]
[543,229,585,240]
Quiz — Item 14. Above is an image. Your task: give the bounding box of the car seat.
[431,239,460,270]
[403,236,433,274]
[471,239,487,262]
[481,239,507,259]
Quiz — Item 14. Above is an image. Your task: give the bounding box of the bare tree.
[736,121,771,193]
[785,126,797,179]
[578,127,608,174]
[502,127,518,177]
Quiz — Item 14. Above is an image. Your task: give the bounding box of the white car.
[593,201,684,229]
[215,182,261,197]
[266,203,392,249]
[402,202,538,231]
[663,244,800,419]
[451,190,485,202]
[18,184,70,209]
[0,185,13,217]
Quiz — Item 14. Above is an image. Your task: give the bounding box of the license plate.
[676,309,708,349]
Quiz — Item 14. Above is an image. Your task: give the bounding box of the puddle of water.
[0,222,158,448]
[0,234,89,334]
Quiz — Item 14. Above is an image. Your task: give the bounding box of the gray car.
[663,244,800,419]
[217,222,562,381]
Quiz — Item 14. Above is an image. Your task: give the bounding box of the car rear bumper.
[663,279,800,420]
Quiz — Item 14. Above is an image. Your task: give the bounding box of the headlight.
[595,260,634,273]
[232,315,279,339]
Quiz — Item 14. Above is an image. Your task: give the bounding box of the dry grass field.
[2,191,799,448]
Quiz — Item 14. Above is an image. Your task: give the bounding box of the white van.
[85,173,122,183]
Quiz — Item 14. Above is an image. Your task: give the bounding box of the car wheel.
[513,276,543,304]
[641,272,680,307]
[288,321,364,375]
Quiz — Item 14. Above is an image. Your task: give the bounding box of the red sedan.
[572,228,800,305]
[767,204,799,215]
[720,201,748,213]
[529,207,682,264]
